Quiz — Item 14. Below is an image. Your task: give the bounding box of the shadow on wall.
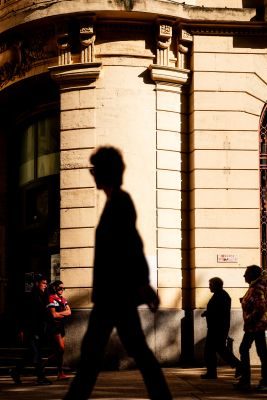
[242,0,265,21]
[242,0,264,7]
[64,307,184,370]
[64,308,135,371]
[64,305,247,370]
[233,35,267,49]
[63,280,253,369]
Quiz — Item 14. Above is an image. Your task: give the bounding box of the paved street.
[0,366,266,400]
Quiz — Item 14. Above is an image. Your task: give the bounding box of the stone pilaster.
[149,63,190,307]
[149,63,190,362]
[152,24,194,363]
[50,62,102,308]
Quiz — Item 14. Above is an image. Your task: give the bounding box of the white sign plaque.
[217,254,238,263]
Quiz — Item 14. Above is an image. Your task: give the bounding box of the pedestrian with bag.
[201,277,241,379]
[234,265,267,391]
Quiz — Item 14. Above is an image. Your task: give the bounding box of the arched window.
[259,104,267,269]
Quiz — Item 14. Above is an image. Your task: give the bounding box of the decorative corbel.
[157,21,173,66]
[56,26,71,66]
[177,27,192,70]
[80,21,96,63]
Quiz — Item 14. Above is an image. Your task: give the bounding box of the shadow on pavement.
[0,367,266,400]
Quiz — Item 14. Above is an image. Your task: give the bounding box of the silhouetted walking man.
[63,146,172,400]
[201,277,241,379]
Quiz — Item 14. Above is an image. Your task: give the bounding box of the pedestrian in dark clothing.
[10,275,52,385]
[201,277,241,379]
[234,265,267,391]
[63,146,172,400]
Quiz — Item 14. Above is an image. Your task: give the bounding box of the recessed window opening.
[19,114,60,186]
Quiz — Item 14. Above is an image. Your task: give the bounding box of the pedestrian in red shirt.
[47,280,71,379]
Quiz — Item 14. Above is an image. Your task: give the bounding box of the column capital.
[149,64,190,86]
[49,62,102,90]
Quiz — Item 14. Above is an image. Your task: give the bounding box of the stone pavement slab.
[0,367,266,400]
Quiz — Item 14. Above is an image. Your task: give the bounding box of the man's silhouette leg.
[203,333,217,377]
[64,306,113,400]
[117,306,172,400]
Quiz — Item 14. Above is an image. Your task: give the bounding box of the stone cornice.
[0,0,256,35]
[149,64,190,86]
[49,62,102,89]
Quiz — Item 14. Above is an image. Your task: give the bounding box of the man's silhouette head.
[244,265,262,284]
[90,146,125,189]
[209,277,223,293]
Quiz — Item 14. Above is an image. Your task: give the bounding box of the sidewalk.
[0,366,266,400]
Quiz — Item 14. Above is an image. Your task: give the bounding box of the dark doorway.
[0,74,60,344]
[6,112,60,325]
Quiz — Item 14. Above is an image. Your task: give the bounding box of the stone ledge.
[149,64,190,85]
[49,62,102,89]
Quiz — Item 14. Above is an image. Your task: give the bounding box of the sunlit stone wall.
[0,0,264,365]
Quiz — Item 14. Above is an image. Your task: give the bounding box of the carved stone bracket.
[80,21,96,63]
[56,27,72,66]
[177,27,192,70]
[49,62,102,90]
[157,20,173,67]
